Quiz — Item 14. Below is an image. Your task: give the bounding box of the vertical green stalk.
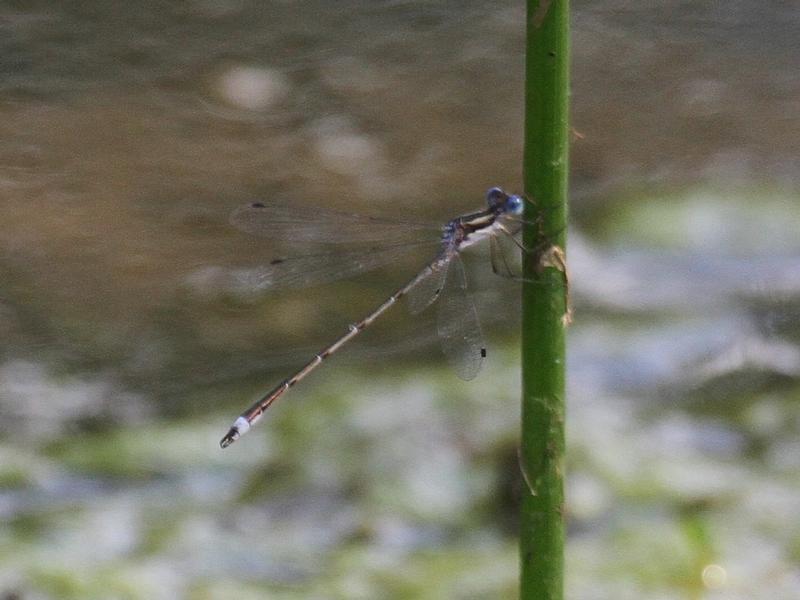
[520,0,570,599]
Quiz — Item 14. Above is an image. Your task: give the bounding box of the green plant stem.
[520,0,570,599]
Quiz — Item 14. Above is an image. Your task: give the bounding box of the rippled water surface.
[1,2,799,598]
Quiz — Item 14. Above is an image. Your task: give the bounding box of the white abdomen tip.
[234,416,250,435]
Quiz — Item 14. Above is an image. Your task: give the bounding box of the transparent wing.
[490,232,522,279]
[233,241,439,292]
[436,254,485,381]
[407,254,449,315]
[230,201,442,245]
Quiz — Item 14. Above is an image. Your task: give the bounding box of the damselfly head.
[486,187,524,216]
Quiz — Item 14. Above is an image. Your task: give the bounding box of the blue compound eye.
[485,187,506,208]
[506,195,524,215]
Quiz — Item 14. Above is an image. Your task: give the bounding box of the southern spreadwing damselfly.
[220,187,545,448]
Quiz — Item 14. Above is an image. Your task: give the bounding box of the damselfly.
[220,187,550,448]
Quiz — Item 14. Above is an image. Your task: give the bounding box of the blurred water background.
[1,1,799,598]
